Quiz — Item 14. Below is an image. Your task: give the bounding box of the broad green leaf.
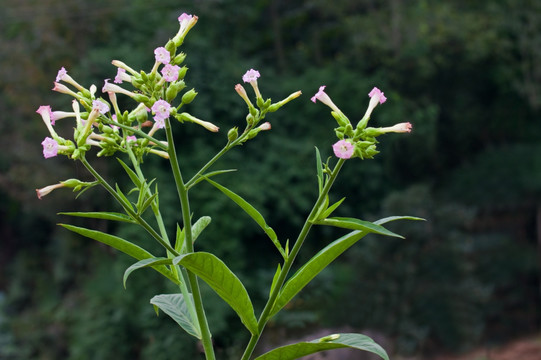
[204,177,285,258]
[150,293,201,339]
[117,158,142,188]
[60,224,179,285]
[316,217,404,238]
[315,147,323,194]
[173,252,258,335]
[59,211,135,223]
[123,257,173,288]
[255,333,389,360]
[270,230,367,317]
[374,215,425,225]
[192,216,211,243]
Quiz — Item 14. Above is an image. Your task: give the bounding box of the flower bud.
[173,53,187,66]
[227,127,239,142]
[181,89,198,104]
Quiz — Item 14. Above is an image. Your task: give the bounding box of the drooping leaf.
[59,211,135,223]
[150,293,201,339]
[254,333,389,360]
[173,252,259,335]
[60,224,179,285]
[204,177,285,258]
[123,257,174,288]
[270,230,368,317]
[316,217,404,238]
[192,216,211,243]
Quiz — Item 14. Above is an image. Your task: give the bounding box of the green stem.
[241,158,346,360]
[80,156,179,256]
[164,118,216,360]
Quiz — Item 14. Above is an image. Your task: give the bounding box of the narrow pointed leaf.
[315,147,323,194]
[255,333,389,360]
[269,263,282,297]
[270,230,367,317]
[60,224,179,285]
[319,197,346,220]
[188,169,237,189]
[204,177,285,258]
[173,252,258,335]
[316,217,404,238]
[59,211,135,223]
[115,183,133,210]
[374,215,425,225]
[117,158,142,187]
[175,223,185,253]
[150,293,201,339]
[123,257,173,288]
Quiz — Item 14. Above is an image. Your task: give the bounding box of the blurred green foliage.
[1,0,540,358]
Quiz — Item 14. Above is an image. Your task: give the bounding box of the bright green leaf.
[173,252,258,335]
[150,293,201,339]
[59,211,135,223]
[188,169,237,189]
[319,197,346,220]
[123,257,173,288]
[255,333,389,360]
[204,177,285,258]
[60,224,179,285]
[117,158,142,188]
[315,146,323,194]
[374,215,426,225]
[192,216,211,243]
[270,230,367,317]
[316,217,404,238]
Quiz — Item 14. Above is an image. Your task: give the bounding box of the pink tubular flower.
[178,13,193,23]
[332,139,354,159]
[311,86,342,114]
[126,136,137,144]
[381,122,412,133]
[242,69,260,83]
[258,122,271,131]
[92,99,110,114]
[114,68,131,84]
[37,105,54,125]
[242,69,262,99]
[174,13,198,44]
[161,64,181,82]
[154,47,171,65]
[368,87,387,104]
[151,100,172,121]
[56,67,68,82]
[36,182,65,200]
[42,137,59,158]
[362,86,387,120]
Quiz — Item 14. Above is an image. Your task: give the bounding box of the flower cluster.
[312,86,412,159]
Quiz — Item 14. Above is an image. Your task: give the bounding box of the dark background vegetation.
[1,0,540,358]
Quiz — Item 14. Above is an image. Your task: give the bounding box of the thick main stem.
[241,158,346,360]
[164,119,216,360]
